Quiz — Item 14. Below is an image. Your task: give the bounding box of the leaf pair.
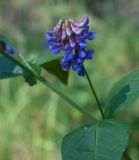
[62,69,139,160]
[0,56,22,78]
[30,54,69,84]
[0,54,69,85]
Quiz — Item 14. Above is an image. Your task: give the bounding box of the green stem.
[83,65,105,119]
[0,50,96,121]
[36,76,95,121]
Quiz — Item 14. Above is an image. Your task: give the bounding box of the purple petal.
[5,45,14,54]
[78,67,85,76]
[65,20,72,36]
[79,50,86,58]
[69,38,76,48]
[68,18,75,24]
[77,58,83,63]
[61,24,67,40]
[84,25,89,33]
[49,19,63,34]
[64,53,74,62]
[63,43,72,52]
[72,63,81,72]
[73,16,89,28]
[78,41,87,48]
[49,45,60,54]
[67,53,74,60]
[60,57,71,71]
[70,24,82,34]
[51,41,62,47]
[87,32,96,40]
[45,33,51,41]
[77,34,86,41]
[45,32,61,41]
[85,49,95,59]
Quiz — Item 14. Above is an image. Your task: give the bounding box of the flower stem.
[0,50,96,121]
[83,65,105,119]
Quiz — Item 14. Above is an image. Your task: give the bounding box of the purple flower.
[45,16,95,76]
[0,35,14,54]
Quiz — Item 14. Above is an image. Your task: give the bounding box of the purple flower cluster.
[45,16,95,76]
[0,35,14,54]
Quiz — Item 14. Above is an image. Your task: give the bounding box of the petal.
[87,32,96,40]
[60,57,71,71]
[65,20,72,36]
[0,36,14,54]
[72,63,81,72]
[60,58,68,65]
[74,55,83,63]
[49,19,63,34]
[51,41,62,47]
[45,33,51,41]
[69,38,76,48]
[61,24,67,40]
[85,49,95,59]
[77,34,86,41]
[70,24,82,34]
[79,50,86,58]
[5,44,14,54]
[45,32,61,41]
[49,45,60,54]
[73,16,89,28]
[68,18,75,24]
[78,41,87,48]
[83,25,89,33]
[78,67,85,76]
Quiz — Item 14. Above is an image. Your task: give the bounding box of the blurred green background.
[0,0,139,159]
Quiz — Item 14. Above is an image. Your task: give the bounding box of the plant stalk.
[83,65,105,119]
[0,50,96,121]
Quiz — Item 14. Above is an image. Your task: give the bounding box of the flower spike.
[45,16,95,76]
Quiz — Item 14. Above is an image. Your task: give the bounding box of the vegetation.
[0,0,139,159]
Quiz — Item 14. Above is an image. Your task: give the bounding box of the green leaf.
[0,55,37,86]
[0,56,22,79]
[30,54,69,85]
[61,119,128,160]
[30,54,59,65]
[41,59,69,85]
[105,70,139,117]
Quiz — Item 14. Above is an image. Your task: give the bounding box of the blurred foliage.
[0,0,139,159]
